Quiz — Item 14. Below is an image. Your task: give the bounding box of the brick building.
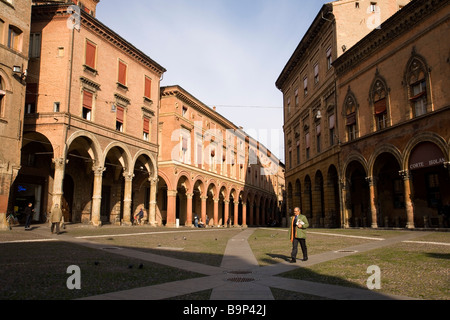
[277,0,449,229]
[158,85,282,227]
[334,0,450,228]
[6,0,166,227]
[0,0,32,229]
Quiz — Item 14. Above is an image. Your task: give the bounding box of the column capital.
[186,193,194,199]
[399,170,410,180]
[93,166,106,176]
[200,196,208,201]
[167,190,178,197]
[148,177,159,184]
[52,157,68,167]
[123,172,135,181]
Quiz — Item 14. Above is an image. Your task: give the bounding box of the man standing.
[24,202,34,230]
[50,204,63,235]
[289,207,309,263]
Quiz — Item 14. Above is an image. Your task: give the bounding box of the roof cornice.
[31,3,167,76]
[275,3,333,91]
[333,0,449,76]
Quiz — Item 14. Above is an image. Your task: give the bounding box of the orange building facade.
[158,86,282,227]
[278,0,449,229]
[0,0,32,229]
[6,0,166,227]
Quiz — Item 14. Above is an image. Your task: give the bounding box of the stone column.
[148,178,158,226]
[242,202,247,227]
[166,190,177,227]
[341,178,350,228]
[52,158,67,209]
[400,170,415,229]
[186,193,193,227]
[91,166,105,227]
[233,200,239,226]
[122,172,134,226]
[200,196,207,224]
[213,198,219,227]
[224,200,230,227]
[366,176,378,228]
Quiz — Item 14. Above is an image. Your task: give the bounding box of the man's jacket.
[289,214,309,242]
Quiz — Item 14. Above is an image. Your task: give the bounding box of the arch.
[402,132,448,171]
[404,50,432,116]
[368,144,402,176]
[102,141,133,172]
[132,150,157,180]
[343,152,368,179]
[66,130,102,163]
[369,72,390,130]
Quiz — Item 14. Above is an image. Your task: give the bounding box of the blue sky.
[97,0,326,162]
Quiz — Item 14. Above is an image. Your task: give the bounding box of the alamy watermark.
[170,122,282,177]
[66,265,81,290]
[366,265,381,290]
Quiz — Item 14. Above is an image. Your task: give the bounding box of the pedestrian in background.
[50,204,63,235]
[289,207,309,263]
[24,202,34,230]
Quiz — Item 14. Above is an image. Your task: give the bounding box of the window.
[296,142,300,165]
[316,123,321,153]
[372,79,388,130]
[288,149,292,169]
[144,76,152,100]
[0,20,4,45]
[0,76,5,117]
[82,91,93,120]
[210,147,216,172]
[118,60,127,86]
[53,102,60,112]
[294,89,299,106]
[314,63,319,84]
[29,33,41,58]
[196,142,203,169]
[411,79,427,117]
[8,25,23,52]
[345,95,357,141]
[116,106,124,132]
[305,132,310,160]
[143,117,150,141]
[328,113,335,146]
[326,47,332,70]
[370,2,377,12]
[25,83,38,114]
[85,40,97,70]
[181,134,189,163]
[407,58,428,117]
[182,106,188,117]
[303,77,308,96]
[287,97,291,114]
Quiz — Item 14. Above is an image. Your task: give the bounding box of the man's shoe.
[302,257,308,261]
[289,259,296,263]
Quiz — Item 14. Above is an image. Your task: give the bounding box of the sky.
[97,0,326,162]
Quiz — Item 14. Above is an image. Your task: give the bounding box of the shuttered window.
[144,77,152,99]
[118,60,127,85]
[85,40,96,69]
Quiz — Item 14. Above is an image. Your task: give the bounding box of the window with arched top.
[344,93,358,141]
[371,78,388,131]
[0,76,5,117]
[406,56,429,117]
